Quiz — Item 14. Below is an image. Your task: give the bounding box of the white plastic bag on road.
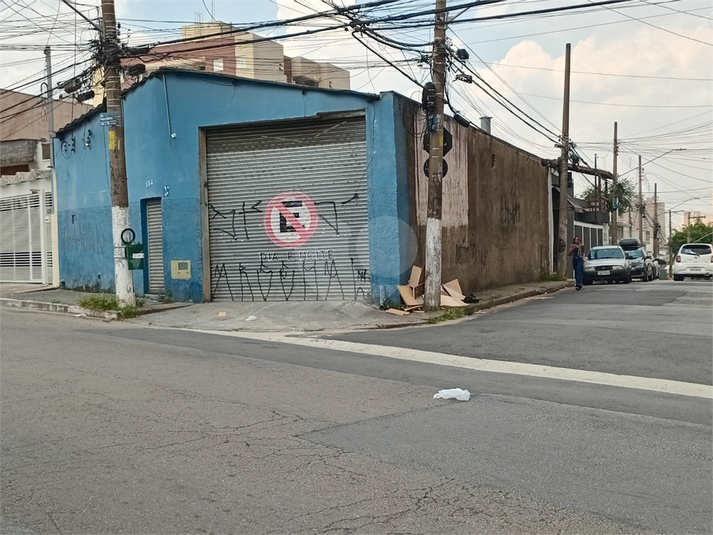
[434,388,471,401]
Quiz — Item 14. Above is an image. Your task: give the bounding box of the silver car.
[583,246,631,285]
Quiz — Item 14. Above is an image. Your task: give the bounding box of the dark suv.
[619,239,654,281]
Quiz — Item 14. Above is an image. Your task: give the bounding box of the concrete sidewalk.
[1,280,571,332]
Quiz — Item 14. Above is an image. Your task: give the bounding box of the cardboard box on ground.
[386,266,478,316]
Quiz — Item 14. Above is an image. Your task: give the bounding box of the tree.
[670,220,713,255]
[581,178,636,215]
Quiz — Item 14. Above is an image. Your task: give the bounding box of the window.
[589,248,624,260]
[625,249,644,259]
[41,143,50,160]
[213,58,224,72]
[645,231,650,242]
[681,245,711,256]
[235,56,247,69]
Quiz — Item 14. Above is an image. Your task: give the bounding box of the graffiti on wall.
[209,191,370,301]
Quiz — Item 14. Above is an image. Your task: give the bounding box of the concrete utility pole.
[44,47,55,166]
[556,43,571,277]
[638,155,643,244]
[611,122,618,244]
[653,183,659,257]
[102,0,135,305]
[668,209,673,279]
[424,0,448,311]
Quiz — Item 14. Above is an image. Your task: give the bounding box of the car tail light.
[676,255,681,263]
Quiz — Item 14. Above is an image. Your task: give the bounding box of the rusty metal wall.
[410,108,550,293]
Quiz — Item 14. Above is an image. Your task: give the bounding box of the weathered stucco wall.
[410,108,550,293]
[54,72,409,303]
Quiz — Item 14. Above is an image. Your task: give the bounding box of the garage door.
[146,199,164,294]
[0,192,51,283]
[206,116,370,302]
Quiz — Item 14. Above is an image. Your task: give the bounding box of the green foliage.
[116,306,141,320]
[539,271,567,282]
[158,290,175,304]
[581,178,636,215]
[79,295,120,311]
[427,307,465,324]
[78,295,143,320]
[669,220,713,255]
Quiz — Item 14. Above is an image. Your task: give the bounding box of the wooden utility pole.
[424,0,448,311]
[611,122,618,244]
[102,0,135,305]
[653,183,659,257]
[638,155,643,244]
[556,43,571,277]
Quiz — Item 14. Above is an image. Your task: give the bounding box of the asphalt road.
[1,279,711,534]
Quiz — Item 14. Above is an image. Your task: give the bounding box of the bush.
[427,307,465,324]
[79,295,143,320]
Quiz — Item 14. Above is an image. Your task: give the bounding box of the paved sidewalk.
[1,280,571,332]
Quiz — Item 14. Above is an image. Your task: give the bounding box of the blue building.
[54,69,414,303]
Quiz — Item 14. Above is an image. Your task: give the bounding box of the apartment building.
[93,22,350,105]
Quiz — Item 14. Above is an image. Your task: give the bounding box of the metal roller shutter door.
[146,199,164,294]
[206,116,370,302]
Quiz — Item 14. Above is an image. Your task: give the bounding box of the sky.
[1,0,711,230]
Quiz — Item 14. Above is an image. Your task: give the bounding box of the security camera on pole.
[102,0,135,305]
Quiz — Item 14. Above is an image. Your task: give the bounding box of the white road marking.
[191,329,713,400]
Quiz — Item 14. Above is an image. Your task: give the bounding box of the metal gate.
[0,192,52,283]
[146,199,164,294]
[206,116,370,302]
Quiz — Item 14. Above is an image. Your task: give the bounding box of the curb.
[372,282,573,329]
[463,282,572,315]
[0,298,117,320]
[0,283,573,329]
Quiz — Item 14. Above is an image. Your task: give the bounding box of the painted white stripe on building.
[192,329,713,399]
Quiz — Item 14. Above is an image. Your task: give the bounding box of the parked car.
[650,255,659,280]
[623,247,654,281]
[673,243,713,281]
[583,245,630,285]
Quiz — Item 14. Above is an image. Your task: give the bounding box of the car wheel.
[673,274,684,281]
[622,275,630,284]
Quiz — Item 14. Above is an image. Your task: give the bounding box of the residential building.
[92,22,350,105]
[1,88,90,141]
[1,139,54,283]
[682,210,713,227]
[0,90,90,284]
[54,68,551,303]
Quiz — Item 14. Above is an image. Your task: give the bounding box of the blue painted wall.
[54,71,410,303]
[55,111,115,292]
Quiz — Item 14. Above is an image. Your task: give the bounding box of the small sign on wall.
[171,260,191,279]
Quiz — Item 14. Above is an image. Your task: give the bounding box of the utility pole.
[611,122,618,244]
[556,43,571,277]
[668,209,673,279]
[638,155,643,244]
[653,183,659,257]
[44,47,55,165]
[424,0,447,311]
[102,0,135,305]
